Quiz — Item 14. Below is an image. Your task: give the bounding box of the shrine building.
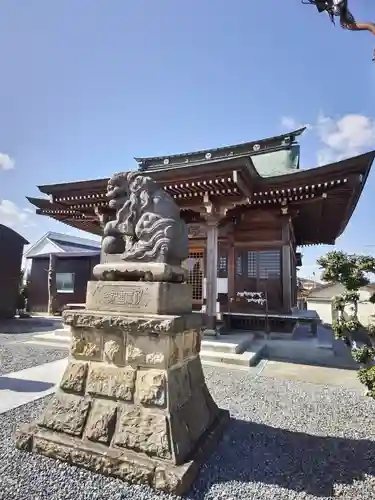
[27,128,374,331]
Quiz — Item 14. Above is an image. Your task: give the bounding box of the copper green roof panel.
[251,144,300,178]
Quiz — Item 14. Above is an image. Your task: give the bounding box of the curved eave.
[35,156,259,204]
[39,213,103,236]
[293,197,342,246]
[336,152,374,238]
[262,150,375,188]
[38,177,109,196]
[292,152,374,245]
[27,196,56,210]
[261,151,374,246]
[134,127,306,163]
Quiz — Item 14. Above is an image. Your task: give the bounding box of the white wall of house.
[25,239,62,258]
[305,299,332,325]
[307,284,375,325]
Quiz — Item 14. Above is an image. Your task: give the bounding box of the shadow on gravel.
[0,377,54,393]
[0,318,63,335]
[189,418,375,498]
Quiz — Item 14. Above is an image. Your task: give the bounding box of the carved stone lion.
[101,172,189,266]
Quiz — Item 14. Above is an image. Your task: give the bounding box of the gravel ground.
[0,333,36,344]
[0,317,65,360]
[0,318,67,375]
[0,343,68,375]
[1,366,375,500]
[0,318,63,336]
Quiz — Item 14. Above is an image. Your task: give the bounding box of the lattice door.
[182,250,204,305]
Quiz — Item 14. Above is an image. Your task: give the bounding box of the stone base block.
[62,309,203,334]
[15,410,229,496]
[86,280,192,315]
[16,291,227,495]
[61,310,203,369]
[93,262,187,283]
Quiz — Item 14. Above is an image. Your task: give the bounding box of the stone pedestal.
[15,280,229,495]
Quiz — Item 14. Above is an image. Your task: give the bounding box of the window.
[235,249,281,280]
[56,273,75,293]
[218,255,227,272]
[235,255,243,276]
[185,252,204,303]
[247,251,257,278]
[258,250,280,278]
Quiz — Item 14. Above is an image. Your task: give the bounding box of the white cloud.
[0,200,34,229]
[281,113,375,165]
[0,153,15,170]
[315,113,375,164]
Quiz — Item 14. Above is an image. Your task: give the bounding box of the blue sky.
[1,0,375,279]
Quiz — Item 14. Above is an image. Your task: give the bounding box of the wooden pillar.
[200,193,227,334]
[227,230,235,312]
[205,221,218,330]
[282,245,292,312]
[47,254,57,316]
[281,218,292,312]
[290,248,297,308]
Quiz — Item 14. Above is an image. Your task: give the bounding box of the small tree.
[19,269,25,289]
[317,250,375,398]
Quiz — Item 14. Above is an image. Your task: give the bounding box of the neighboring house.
[307,282,375,326]
[0,224,29,318]
[296,278,323,309]
[298,278,322,293]
[24,232,101,313]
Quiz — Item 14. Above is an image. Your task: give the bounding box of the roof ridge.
[47,231,100,246]
[134,128,306,163]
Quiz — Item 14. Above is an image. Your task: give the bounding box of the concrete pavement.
[0,358,68,414]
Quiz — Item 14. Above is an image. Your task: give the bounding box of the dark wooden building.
[26,128,374,328]
[27,252,100,313]
[24,232,100,313]
[0,224,29,318]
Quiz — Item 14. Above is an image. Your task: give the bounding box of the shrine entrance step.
[27,327,71,348]
[200,333,266,369]
[201,333,255,354]
[200,341,266,369]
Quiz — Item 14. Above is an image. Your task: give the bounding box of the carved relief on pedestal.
[86,364,136,402]
[136,369,166,408]
[60,361,88,394]
[103,339,121,364]
[114,406,171,460]
[85,400,117,444]
[70,328,102,360]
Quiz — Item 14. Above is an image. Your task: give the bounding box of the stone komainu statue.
[102,172,189,266]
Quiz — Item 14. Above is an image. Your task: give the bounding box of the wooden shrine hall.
[27,128,374,331]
